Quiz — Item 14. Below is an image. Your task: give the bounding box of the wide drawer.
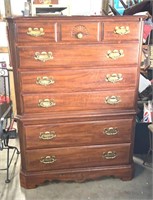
[21,90,136,114]
[103,21,141,41]
[15,22,56,43]
[19,67,138,93]
[25,143,131,172]
[17,43,140,68]
[24,117,134,149]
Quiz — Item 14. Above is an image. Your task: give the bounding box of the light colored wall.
[0,22,9,66]
[0,0,103,17]
[65,0,102,16]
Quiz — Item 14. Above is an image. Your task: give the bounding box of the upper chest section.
[11,16,143,44]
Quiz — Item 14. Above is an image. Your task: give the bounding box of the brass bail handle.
[38,99,56,108]
[107,49,124,60]
[39,131,56,140]
[40,155,56,164]
[103,151,117,160]
[105,73,123,83]
[27,27,45,37]
[114,26,130,35]
[34,51,53,62]
[105,96,121,105]
[103,127,119,136]
[36,76,55,86]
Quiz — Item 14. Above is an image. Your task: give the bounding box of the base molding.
[20,164,134,189]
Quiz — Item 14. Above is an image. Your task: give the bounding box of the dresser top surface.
[6,15,144,23]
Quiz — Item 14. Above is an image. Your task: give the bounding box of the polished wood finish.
[20,67,138,93]
[6,16,143,189]
[17,44,140,68]
[24,117,134,149]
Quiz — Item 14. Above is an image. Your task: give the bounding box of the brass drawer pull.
[107,49,124,60]
[103,151,117,160]
[38,99,56,108]
[103,127,119,136]
[76,32,84,39]
[39,131,56,140]
[105,96,121,105]
[114,26,130,35]
[105,73,123,83]
[72,25,88,39]
[40,155,56,164]
[34,51,53,62]
[36,76,55,86]
[27,27,45,37]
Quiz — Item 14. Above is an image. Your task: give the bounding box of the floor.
[0,138,152,200]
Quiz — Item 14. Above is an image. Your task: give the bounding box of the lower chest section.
[19,115,135,172]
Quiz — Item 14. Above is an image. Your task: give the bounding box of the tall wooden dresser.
[6,16,143,189]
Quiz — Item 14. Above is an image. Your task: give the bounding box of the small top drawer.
[15,21,100,43]
[103,22,141,41]
[60,22,100,42]
[15,22,56,43]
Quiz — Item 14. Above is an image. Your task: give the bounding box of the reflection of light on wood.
[9,70,17,115]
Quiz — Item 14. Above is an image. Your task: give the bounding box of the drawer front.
[25,144,131,171]
[21,90,136,114]
[24,117,134,149]
[19,67,138,93]
[15,22,56,43]
[17,43,139,68]
[103,22,141,41]
[60,22,100,42]
[15,21,141,43]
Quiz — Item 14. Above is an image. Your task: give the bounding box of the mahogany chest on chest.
[7,16,143,189]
